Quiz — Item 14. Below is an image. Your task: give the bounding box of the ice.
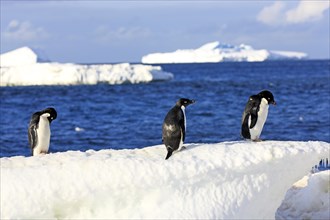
[276,170,330,220]
[0,47,173,86]
[141,41,308,64]
[74,127,85,132]
[269,50,308,60]
[1,141,329,219]
[0,47,49,67]
[0,62,173,86]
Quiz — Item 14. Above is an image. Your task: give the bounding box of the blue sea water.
[1,60,329,157]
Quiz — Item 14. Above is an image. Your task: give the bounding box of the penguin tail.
[165,150,173,160]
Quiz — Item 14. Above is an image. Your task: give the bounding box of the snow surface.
[141,41,308,64]
[1,141,329,219]
[0,47,173,86]
[276,170,330,220]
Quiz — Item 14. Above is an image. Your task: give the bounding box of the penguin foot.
[252,139,263,142]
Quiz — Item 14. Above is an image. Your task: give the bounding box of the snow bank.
[0,47,173,86]
[1,141,329,219]
[141,41,308,64]
[276,170,330,220]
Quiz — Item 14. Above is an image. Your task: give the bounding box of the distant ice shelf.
[0,47,173,86]
[141,41,308,64]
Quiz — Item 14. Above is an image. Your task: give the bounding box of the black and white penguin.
[28,107,57,156]
[162,98,195,160]
[241,90,276,141]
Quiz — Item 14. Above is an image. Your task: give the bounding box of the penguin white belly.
[181,106,186,131]
[177,106,186,152]
[34,115,51,155]
[178,130,184,151]
[249,98,269,140]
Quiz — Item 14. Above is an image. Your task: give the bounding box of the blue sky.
[1,1,329,63]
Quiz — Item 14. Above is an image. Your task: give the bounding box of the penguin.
[241,90,276,141]
[28,107,57,156]
[162,98,195,160]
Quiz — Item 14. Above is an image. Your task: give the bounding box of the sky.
[1,0,329,63]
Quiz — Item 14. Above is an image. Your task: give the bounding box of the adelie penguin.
[162,98,195,160]
[241,90,276,141]
[28,107,57,156]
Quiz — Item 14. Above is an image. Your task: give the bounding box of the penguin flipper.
[28,112,41,155]
[165,150,173,160]
[249,110,258,129]
[28,123,38,150]
[179,119,185,142]
[243,96,260,129]
[241,114,251,139]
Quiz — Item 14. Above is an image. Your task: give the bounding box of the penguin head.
[41,107,57,123]
[176,98,196,107]
[258,90,276,105]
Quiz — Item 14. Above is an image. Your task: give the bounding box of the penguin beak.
[272,101,276,105]
[190,100,196,104]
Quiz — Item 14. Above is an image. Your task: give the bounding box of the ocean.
[1,60,329,157]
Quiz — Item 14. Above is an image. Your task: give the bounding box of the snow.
[0,47,173,86]
[1,141,329,219]
[276,170,330,220]
[141,41,308,64]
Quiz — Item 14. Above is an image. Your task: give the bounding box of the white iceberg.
[0,47,49,67]
[0,47,173,86]
[1,141,329,219]
[141,41,308,64]
[0,62,173,86]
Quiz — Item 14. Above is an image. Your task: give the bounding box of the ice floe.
[1,141,328,219]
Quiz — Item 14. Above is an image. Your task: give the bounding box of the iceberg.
[141,41,308,64]
[0,62,173,86]
[0,47,49,67]
[0,47,173,86]
[1,141,329,219]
